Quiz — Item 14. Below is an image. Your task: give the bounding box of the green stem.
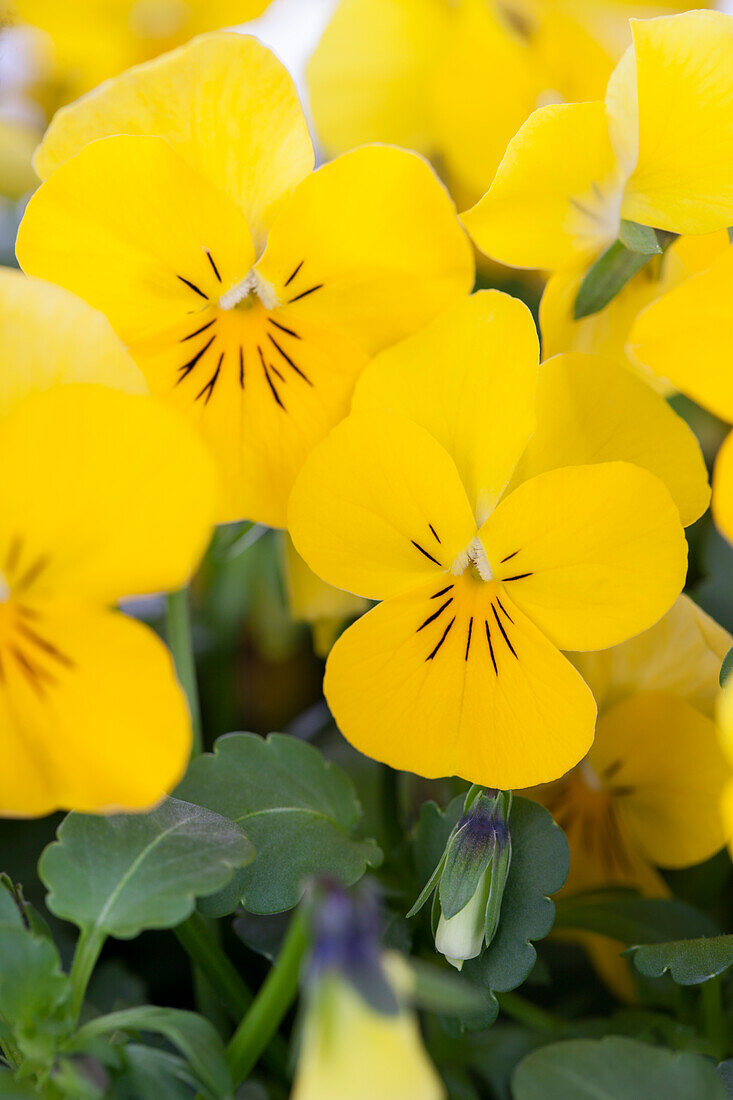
[226,909,308,1086]
[175,913,253,1021]
[497,991,566,1034]
[701,976,727,1061]
[69,927,107,1021]
[165,587,202,755]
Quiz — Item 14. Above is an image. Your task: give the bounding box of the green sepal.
[439,793,498,920]
[574,240,654,319]
[618,220,662,255]
[484,828,512,948]
[406,849,448,919]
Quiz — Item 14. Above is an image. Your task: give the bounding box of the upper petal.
[256,144,474,354]
[515,351,710,528]
[306,0,448,156]
[33,32,315,247]
[478,462,687,651]
[288,410,477,602]
[0,385,216,603]
[462,101,622,271]
[352,291,539,523]
[621,12,733,235]
[0,267,146,415]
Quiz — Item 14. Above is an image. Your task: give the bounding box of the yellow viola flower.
[294,886,444,1100]
[17,33,474,528]
[533,595,731,994]
[8,0,271,102]
[464,10,733,272]
[541,231,730,391]
[283,535,370,658]
[0,270,217,816]
[307,0,699,207]
[717,683,733,857]
[288,292,690,789]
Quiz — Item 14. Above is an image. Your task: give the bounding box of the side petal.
[461,102,622,271]
[288,410,477,602]
[256,144,474,353]
[306,0,448,156]
[621,12,733,234]
[0,268,146,416]
[324,574,596,789]
[33,32,314,246]
[352,291,539,523]
[629,244,733,423]
[0,385,217,603]
[515,352,710,528]
[590,691,729,868]
[572,594,731,718]
[0,605,191,816]
[478,462,688,651]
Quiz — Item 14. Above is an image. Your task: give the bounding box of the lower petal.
[0,604,191,816]
[324,575,596,789]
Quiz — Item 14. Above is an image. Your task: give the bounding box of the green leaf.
[39,797,254,939]
[116,1045,199,1100]
[574,240,653,318]
[0,1073,37,1099]
[0,880,23,928]
[554,891,719,944]
[625,935,733,986]
[618,220,662,255]
[176,733,382,914]
[718,1059,733,1099]
[0,925,70,1034]
[72,1006,233,1100]
[720,646,733,687]
[414,796,568,1030]
[512,1036,727,1100]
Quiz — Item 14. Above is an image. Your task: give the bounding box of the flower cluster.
[2,2,733,1097]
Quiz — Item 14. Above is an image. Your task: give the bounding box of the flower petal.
[0,385,216,603]
[288,410,476,602]
[324,574,596,789]
[572,594,731,718]
[0,268,146,416]
[432,0,540,202]
[515,352,710,527]
[629,243,733,423]
[590,691,728,868]
[257,144,474,353]
[306,0,448,156]
[713,430,733,548]
[462,101,622,271]
[478,462,687,651]
[34,32,314,246]
[0,604,191,816]
[621,12,733,234]
[352,291,539,523]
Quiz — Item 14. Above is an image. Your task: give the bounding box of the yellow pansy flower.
[8,0,271,101]
[0,269,217,816]
[541,231,730,390]
[307,0,701,206]
[464,11,733,272]
[283,535,370,658]
[293,956,444,1100]
[288,292,691,789]
[17,33,474,528]
[533,595,730,995]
